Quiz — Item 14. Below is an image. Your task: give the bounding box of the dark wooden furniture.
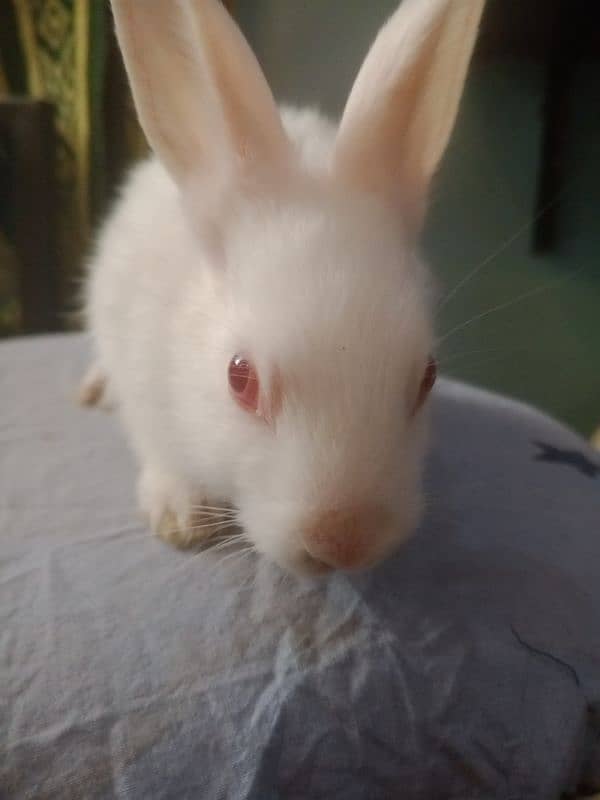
[476,0,598,254]
[0,98,60,332]
[533,0,594,253]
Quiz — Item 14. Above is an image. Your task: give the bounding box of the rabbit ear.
[111,0,290,187]
[333,0,484,232]
[185,0,292,166]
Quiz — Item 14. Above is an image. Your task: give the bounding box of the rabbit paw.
[138,468,231,550]
[78,364,114,410]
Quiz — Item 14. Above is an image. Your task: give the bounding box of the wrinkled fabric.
[1,334,599,800]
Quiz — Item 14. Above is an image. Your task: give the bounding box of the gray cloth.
[1,333,599,800]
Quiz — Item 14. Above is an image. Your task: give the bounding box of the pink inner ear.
[413,356,437,415]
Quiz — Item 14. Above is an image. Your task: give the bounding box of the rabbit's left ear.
[333,0,485,233]
[111,0,291,188]
[185,0,292,168]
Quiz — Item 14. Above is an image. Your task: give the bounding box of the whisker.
[176,542,256,575]
[189,503,235,511]
[211,535,249,553]
[212,545,256,570]
[158,520,234,540]
[437,265,586,346]
[436,192,566,314]
[185,510,237,521]
[437,346,515,367]
[189,503,235,512]
[163,539,255,580]
[177,519,234,532]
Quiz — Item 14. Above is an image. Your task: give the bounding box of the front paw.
[155,507,235,549]
[78,364,114,410]
[138,469,233,550]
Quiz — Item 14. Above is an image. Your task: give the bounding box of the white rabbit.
[82,0,484,574]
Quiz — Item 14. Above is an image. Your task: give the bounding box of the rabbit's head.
[112,0,484,573]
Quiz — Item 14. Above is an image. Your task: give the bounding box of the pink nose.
[303,506,391,570]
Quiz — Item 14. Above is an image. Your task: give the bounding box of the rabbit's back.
[86,157,194,378]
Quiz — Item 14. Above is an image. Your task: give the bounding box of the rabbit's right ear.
[111,0,291,187]
[333,0,484,234]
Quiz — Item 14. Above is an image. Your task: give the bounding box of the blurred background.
[0,0,598,437]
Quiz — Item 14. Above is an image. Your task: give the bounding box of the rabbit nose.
[303,506,391,571]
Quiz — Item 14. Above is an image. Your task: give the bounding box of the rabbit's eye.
[228,355,260,414]
[414,356,437,414]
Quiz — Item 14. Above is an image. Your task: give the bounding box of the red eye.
[414,356,437,414]
[228,355,260,413]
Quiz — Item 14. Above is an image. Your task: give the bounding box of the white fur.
[84,0,483,573]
